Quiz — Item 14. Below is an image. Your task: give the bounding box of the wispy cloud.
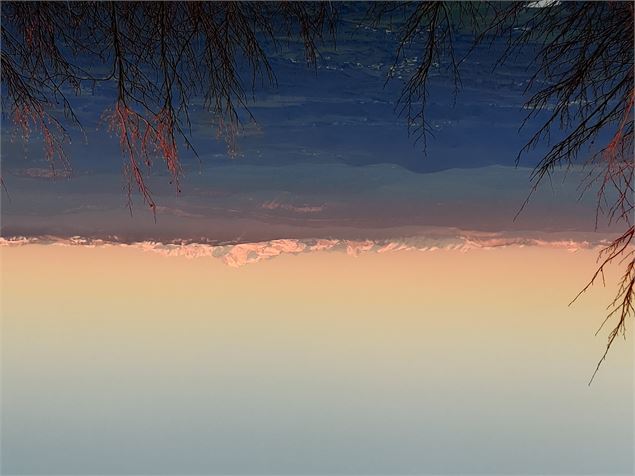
[261,200,325,214]
[11,167,71,179]
[154,205,205,219]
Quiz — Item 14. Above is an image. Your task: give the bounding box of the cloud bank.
[0,229,616,268]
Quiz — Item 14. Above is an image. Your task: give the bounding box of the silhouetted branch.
[1,0,337,206]
[373,0,634,380]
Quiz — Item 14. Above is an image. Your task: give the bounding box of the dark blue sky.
[0,5,615,242]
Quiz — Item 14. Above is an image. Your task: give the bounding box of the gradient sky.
[1,4,633,475]
[2,244,633,474]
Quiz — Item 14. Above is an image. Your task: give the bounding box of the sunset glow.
[1,1,633,474]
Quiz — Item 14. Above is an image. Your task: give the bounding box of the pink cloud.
[0,231,614,267]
